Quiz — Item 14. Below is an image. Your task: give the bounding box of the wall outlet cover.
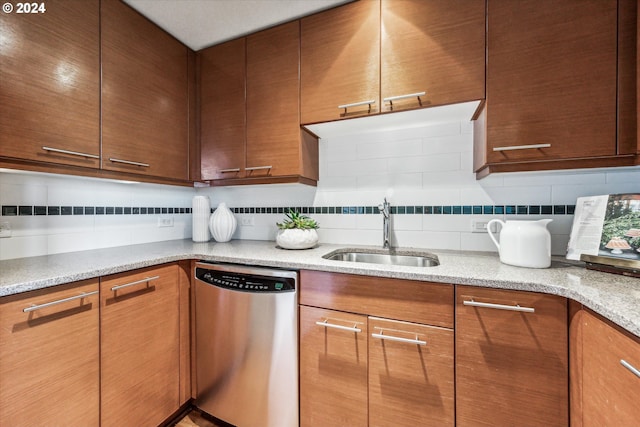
[0,222,11,238]
[157,217,174,227]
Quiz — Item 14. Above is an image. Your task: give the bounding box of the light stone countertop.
[1,239,639,337]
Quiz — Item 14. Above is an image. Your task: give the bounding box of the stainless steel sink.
[323,249,439,267]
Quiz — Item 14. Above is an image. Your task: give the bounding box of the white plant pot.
[209,202,237,242]
[276,229,319,250]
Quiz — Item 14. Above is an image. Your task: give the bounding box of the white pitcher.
[487,219,553,268]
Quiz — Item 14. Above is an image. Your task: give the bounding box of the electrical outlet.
[240,217,255,226]
[471,220,489,233]
[0,222,11,238]
[157,217,174,227]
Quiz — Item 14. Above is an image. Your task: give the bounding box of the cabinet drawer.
[0,279,100,427]
[300,270,453,328]
[300,305,368,427]
[369,317,454,427]
[582,309,640,426]
[100,263,180,427]
[456,286,568,426]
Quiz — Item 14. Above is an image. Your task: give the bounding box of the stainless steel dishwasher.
[193,262,298,427]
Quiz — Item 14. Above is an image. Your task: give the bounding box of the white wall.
[199,119,640,255]
[0,170,193,260]
[2,118,639,260]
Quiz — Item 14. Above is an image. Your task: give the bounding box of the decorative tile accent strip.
[224,205,577,215]
[1,204,577,217]
[1,205,191,216]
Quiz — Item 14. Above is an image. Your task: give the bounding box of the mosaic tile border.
[2,204,577,217]
[227,205,576,216]
[1,205,192,216]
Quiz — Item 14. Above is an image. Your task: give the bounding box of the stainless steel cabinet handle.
[338,99,376,112]
[110,275,160,292]
[383,91,426,104]
[463,299,535,313]
[42,146,100,159]
[493,143,551,152]
[316,319,362,333]
[621,359,640,378]
[23,290,98,313]
[219,168,241,173]
[372,332,426,346]
[245,166,272,172]
[108,158,150,167]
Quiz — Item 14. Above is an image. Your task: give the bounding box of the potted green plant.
[276,210,319,249]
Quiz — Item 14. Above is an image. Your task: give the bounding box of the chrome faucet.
[378,198,391,249]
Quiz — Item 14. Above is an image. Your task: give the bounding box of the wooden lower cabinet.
[100,264,181,427]
[0,279,100,427]
[300,305,368,427]
[579,309,640,426]
[368,317,454,427]
[455,286,568,426]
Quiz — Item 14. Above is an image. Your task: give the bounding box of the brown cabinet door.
[381,0,485,113]
[246,21,301,178]
[101,0,189,180]
[301,0,380,124]
[199,38,246,181]
[582,310,640,426]
[0,279,99,427]
[455,286,568,426]
[100,264,180,427]
[299,305,368,427]
[0,0,100,168]
[368,317,454,427]
[486,0,617,163]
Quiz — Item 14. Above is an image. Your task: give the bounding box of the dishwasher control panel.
[195,267,295,293]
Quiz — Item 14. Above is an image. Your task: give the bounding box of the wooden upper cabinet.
[455,286,568,426]
[381,0,485,113]
[301,0,380,124]
[0,0,100,168]
[484,0,617,164]
[581,309,640,426]
[199,38,246,181]
[247,21,314,179]
[101,0,189,181]
[0,279,100,427]
[200,23,318,185]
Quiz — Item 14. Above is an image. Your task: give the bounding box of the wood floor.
[172,409,229,427]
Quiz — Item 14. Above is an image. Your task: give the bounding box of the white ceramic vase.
[276,229,319,250]
[191,196,211,242]
[209,202,237,242]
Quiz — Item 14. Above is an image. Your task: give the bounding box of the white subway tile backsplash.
[388,153,460,174]
[357,139,422,159]
[3,117,640,261]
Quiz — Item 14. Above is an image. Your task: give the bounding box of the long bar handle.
[23,290,99,313]
[316,319,361,333]
[108,158,150,167]
[110,275,160,292]
[245,166,272,171]
[463,299,535,313]
[383,91,426,103]
[621,359,640,378]
[219,168,241,173]
[42,146,99,159]
[493,144,551,152]
[372,332,426,346]
[338,99,376,110]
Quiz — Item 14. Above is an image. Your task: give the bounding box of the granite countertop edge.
[1,239,638,337]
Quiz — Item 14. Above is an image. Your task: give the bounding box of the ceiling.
[123,0,352,51]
